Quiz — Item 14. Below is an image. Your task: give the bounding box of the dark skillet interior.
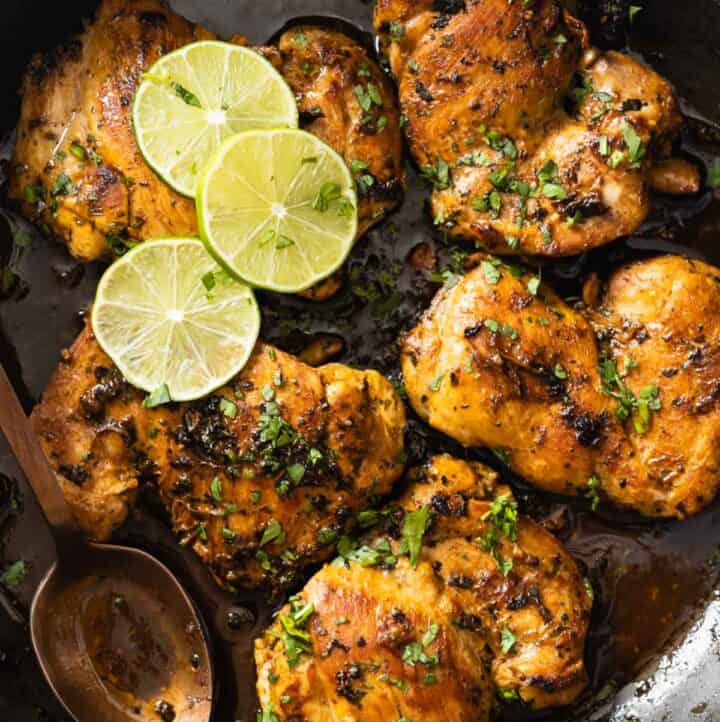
[1,1,720,721]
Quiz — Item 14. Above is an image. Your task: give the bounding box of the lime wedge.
[91,238,260,401]
[132,41,298,197]
[197,129,358,293]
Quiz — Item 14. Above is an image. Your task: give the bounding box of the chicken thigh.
[32,322,406,590]
[10,0,404,263]
[255,455,591,720]
[374,0,698,256]
[401,255,720,518]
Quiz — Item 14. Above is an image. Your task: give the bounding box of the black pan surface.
[1,2,720,721]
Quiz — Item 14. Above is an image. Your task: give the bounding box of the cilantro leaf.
[402,506,431,568]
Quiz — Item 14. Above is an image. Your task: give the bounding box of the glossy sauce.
[38,575,185,719]
[1,2,720,721]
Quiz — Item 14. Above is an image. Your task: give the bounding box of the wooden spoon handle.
[0,366,78,536]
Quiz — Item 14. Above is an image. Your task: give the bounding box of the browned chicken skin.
[10,0,404,267]
[32,322,406,589]
[401,255,720,518]
[10,0,204,260]
[255,455,591,720]
[374,0,696,256]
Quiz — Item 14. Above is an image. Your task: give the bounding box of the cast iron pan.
[1,1,720,721]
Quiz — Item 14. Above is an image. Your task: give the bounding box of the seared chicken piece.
[32,322,406,589]
[255,455,591,720]
[10,0,205,260]
[374,0,695,256]
[11,1,404,266]
[401,255,720,518]
[277,26,405,239]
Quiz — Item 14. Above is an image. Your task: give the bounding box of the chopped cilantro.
[142,383,171,408]
[210,476,223,502]
[477,493,518,576]
[260,519,286,547]
[0,560,27,589]
[220,398,238,419]
[586,474,601,511]
[51,172,74,197]
[388,22,406,40]
[622,123,646,166]
[278,598,315,668]
[402,506,431,568]
[420,158,451,190]
[498,687,520,703]
[481,260,501,285]
[317,527,338,545]
[500,626,517,654]
[69,141,87,161]
[312,182,342,212]
[171,82,201,108]
[402,623,440,667]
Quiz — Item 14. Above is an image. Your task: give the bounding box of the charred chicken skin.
[401,255,720,519]
[255,455,591,720]
[10,0,403,263]
[32,322,406,590]
[374,0,698,256]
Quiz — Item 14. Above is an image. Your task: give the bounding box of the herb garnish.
[598,355,660,433]
[402,623,440,667]
[337,536,398,569]
[210,476,223,502]
[277,597,315,668]
[585,475,601,511]
[477,494,518,576]
[498,687,520,703]
[401,506,431,568]
[0,560,27,589]
[500,626,517,654]
[171,82,201,108]
[420,158,451,190]
[143,383,171,408]
[260,519,286,547]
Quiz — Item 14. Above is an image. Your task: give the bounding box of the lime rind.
[132,40,299,198]
[197,128,358,293]
[92,238,260,401]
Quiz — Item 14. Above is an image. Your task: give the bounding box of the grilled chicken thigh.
[11,0,403,264]
[32,322,406,589]
[255,455,591,720]
[401,255,720,518]
[276,26,405,239]
[374,0,697,256]
[11,0,204,261]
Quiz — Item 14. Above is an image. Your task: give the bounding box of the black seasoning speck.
[227,607,255,629]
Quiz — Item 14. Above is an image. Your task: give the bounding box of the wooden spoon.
[0,366,213,722]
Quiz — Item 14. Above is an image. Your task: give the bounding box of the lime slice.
[132,40,298,197]
[91,238,260,402]
[197,129,358,293]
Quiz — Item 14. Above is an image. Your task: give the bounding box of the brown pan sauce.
[1,2,720,720]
